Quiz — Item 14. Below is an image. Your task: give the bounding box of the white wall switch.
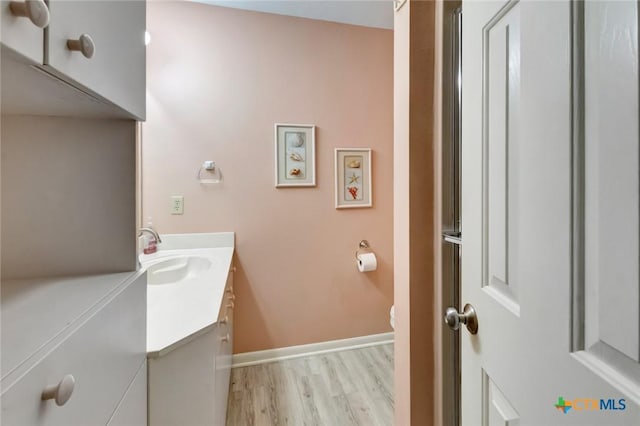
[170,196,184,215]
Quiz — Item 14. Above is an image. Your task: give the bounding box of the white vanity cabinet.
[107,361,148,426]
[1,273,147,426]
[148,263,235,426]
[214,270,235,426]
[0,0,145,119]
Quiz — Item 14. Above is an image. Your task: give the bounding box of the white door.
[459,1,640,425]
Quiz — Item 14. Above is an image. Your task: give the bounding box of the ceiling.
[190,0,394,30]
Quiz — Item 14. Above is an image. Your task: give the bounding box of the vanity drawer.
[214,267,233,426]
[215,272,233,372]
[1,274,146,426]
[215,271,234,347]
[217,265,234,322]
[107,360,147,426]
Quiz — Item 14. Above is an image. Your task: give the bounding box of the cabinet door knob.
[226,301,234,310]
[41,374,75,406]
[220,315,229,325]
[221,333,230,342]
[9,0,50,28]
[67,34,95,59]
[228,294,236,301]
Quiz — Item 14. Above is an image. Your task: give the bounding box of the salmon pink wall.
[143,2,394,353]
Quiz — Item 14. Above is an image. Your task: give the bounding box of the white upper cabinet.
[0,0,49,63]
[44,0,145,120]
[0,0,145,120]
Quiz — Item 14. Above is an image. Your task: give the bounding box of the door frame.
[440,2,462,426]
[392,0,447,424]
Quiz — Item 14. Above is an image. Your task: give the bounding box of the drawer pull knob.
[67,34,95,59]
[232,266,237,272]
[225,286,234,294]
[220,315,229,325]
[229,294,236,301]
[226,301,234,310]
[42,374,75,406]
[9,0,49,28]
[221,333,230,343]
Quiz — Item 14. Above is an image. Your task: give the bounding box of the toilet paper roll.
[357,252,377,272]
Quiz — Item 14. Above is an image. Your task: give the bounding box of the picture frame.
[275,124,316,187]
[335,148,372,209]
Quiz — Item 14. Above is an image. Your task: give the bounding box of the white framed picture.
[335,148,372,209]
[274,124,316,187]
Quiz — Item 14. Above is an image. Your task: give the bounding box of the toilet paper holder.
[355,240,371,259]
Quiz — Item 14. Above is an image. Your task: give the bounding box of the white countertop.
[141,232,234,358]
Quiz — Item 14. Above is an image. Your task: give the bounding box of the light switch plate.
[170,196,184,215]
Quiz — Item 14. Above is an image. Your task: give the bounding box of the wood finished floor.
[226,344,394,426]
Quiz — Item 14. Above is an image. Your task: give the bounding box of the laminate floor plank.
[283,362,309,425]
[338,349,393,405]
[329,393,361,426]
[227,344,394,426]
[238,383,257,426]
[361,348,394,400]
[328,350,359,396]
[264,362,290,426]
[318,355,346,398]
[309,371,350,426]
[336,351,393,426]
[344,390,381,426]
[297,374,324,426]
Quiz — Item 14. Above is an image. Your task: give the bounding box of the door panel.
[484,0,521,315]
[584,0,639,363]
[461,1,640,425]
[484,371,519,426]
[576,0,640,399]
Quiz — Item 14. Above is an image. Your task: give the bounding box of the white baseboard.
[232,332,394,368]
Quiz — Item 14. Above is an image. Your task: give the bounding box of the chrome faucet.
[138,227,162,243]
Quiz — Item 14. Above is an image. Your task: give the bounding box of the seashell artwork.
[286,132,305,148]
[347,186,359,200]
[276,124,315,187]
[336,150,370,207]
[289,152,303,162]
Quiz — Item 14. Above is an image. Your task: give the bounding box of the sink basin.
[146,256,213,285]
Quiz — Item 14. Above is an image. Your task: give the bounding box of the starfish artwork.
[348,173,360,184]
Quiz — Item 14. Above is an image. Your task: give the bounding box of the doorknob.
[444,303,478,334]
